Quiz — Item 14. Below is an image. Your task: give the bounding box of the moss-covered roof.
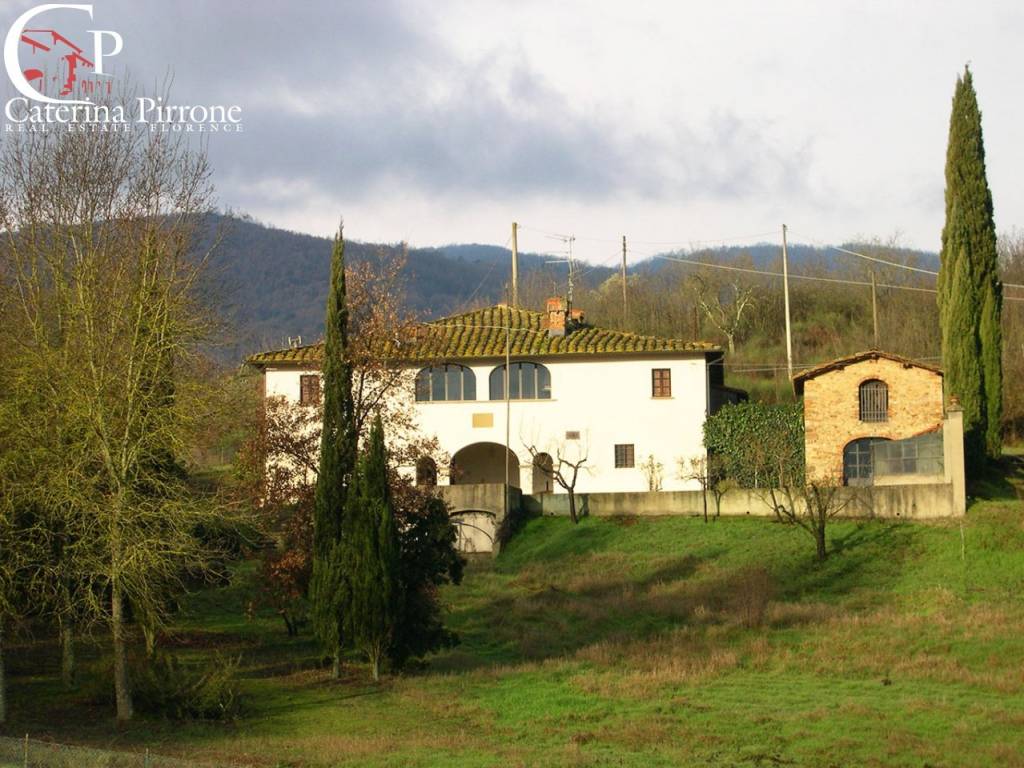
[246,305,720,367]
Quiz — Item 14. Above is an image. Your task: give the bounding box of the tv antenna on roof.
[544,233,576,306]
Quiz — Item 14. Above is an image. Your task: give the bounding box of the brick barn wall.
[803,358,944,481]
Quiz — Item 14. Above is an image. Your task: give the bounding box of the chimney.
[545,296,567,337]
[544,297,585,337]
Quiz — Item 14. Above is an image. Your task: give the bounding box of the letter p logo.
[89,29,122,76]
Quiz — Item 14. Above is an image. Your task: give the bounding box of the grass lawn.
[3,461,1023,767]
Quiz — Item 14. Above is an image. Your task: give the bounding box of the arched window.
[415,456,437,487]
[489,362,552,400]
[859,379,888,422]
[415,364,476,402]
[843,437,890,485]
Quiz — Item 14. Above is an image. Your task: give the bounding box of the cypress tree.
[938,66,1003,467]
[342,415,399,681]
[310,224,358,678]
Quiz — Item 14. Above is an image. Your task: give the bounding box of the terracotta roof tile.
[247,305,719,367]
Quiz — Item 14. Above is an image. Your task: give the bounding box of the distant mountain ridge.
[204,214,938,361]
[205,214,586,360]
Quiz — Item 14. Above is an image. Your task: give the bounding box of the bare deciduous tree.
[682,453,733,523]
[691,273,757,355]
[767,479,855,562]
[523,437,590,524]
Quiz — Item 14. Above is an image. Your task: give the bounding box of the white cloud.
[5,0,1020,256]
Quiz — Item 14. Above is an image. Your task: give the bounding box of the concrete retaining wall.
[440,478,962,555]
[533,482,961,520]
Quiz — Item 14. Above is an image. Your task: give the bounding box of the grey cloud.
[12,1,813,210]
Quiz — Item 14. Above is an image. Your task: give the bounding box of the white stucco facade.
[263,352,714,494]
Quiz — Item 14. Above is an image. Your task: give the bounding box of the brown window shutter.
[300,374,321,406]
[614,443,635,468]
[652,368,671,397]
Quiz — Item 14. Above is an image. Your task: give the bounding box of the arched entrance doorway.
[450,442,521,487]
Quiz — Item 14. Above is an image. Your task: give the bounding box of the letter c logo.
[4,4,94,104]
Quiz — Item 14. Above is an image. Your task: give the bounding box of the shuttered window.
[299,374,321,406]
[614,444,635,468]
[652,368,672,397]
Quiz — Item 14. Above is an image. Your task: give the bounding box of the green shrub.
[87,651,245,721]
[135,652,244,721]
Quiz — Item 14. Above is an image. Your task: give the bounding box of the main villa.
[247,297,745,495]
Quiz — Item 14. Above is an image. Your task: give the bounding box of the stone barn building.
[793,352,963,505]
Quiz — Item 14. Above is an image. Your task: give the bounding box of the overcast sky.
[3,1,1022,264]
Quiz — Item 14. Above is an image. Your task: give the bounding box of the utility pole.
[621,235,628,326]
[503,316,510,525]
[781,224,794,383]
[870,271,879,348]
[511,221,519,307]
[566,235,576,308]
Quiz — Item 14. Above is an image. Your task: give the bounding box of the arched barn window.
[489,362,552,400]
[415,456,437,487]
[415,364,476,402]
[843,437,890,486]
[859,379,888,422]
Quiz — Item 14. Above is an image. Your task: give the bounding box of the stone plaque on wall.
[472,412,494,428]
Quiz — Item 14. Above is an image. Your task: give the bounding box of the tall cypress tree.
[342,415,399,681]
[938,66,1003,466]
[310,224,358,678]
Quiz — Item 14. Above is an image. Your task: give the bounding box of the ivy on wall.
[703,402,805,488]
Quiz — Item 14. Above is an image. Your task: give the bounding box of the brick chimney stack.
[545,296,567,337]
[544,297,584,337]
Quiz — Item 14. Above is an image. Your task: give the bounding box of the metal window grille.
[652,368,672,397]
[614,443,635,468]
[859,379,888,422]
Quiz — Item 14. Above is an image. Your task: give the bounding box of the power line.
[650,252,1024,301]
[794,232,1024,290]
[517,224,779,248]
[630,230,778,247]
[518,222,1024,297]
[831,245,939,276]
[651,253,939,293]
